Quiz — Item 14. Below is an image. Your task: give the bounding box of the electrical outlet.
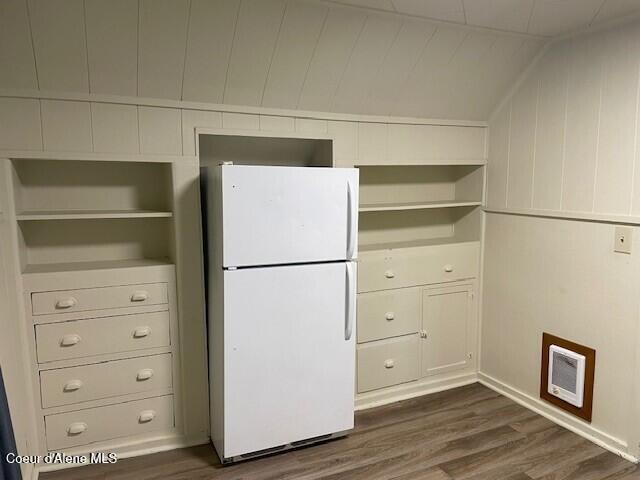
[614,226,632,254]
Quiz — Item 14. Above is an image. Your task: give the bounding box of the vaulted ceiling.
[4,0,632,121]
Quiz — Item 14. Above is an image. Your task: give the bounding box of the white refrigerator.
[204,164,359,463]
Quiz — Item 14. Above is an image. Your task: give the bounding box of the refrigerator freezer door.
[222,262,356,458]
[221,165,358,267]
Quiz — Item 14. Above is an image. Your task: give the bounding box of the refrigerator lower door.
[221,164,358,267]
[222,261,356,459]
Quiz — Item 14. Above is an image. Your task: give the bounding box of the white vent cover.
[548,344,586,407]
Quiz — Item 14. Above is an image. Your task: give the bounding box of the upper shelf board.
[359,200,482,212]
[16,210,173,221]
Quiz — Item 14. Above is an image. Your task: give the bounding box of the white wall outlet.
[614,226,632,254]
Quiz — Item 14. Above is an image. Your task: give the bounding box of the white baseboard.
[478,372,638,463]
[355,372,478,411]
[32,432,210,479]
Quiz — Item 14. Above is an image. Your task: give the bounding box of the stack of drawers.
[356,242,479,394]
[26,267,177,452]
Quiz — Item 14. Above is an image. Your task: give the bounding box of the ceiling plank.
[85,0,138,96]
[462,0,535,34]
[182,0,240,103]
[0,0,38,89]
[29,0,89,92]
[391,0,465,23]
[528,0,605,36]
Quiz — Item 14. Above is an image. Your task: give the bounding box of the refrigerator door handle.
[345,262,356,341]
[346,180,357,260]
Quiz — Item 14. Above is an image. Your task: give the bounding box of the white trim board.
[478,373,637,464]
[355,373,478,411]
[0,89,487,128]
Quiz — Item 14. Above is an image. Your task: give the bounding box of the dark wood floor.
[42,383,640,480]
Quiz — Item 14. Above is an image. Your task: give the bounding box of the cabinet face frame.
[420,282,475,378]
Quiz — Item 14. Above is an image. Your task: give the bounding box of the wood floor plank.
[40,384,640,480]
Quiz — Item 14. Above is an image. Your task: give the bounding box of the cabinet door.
[421,284,473,377]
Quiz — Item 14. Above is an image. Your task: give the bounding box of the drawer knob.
[60,334,81,347]
[384,270,395,279]
[385,312,395,321]
[55,297,77,309]
[133,326,151,338]
[63,379,83,392]
[67,422,87,435]
[131,291,149,302]
[136,368,154,381]
[138,410,156,423]
[384,359,395,369]
[444,264,454,273]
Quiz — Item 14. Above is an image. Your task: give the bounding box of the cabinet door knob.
[63,379,83,392]
[60,334,81,347]
[133,326,151,338]
[384,270,395,279]
[67,422,87,435]
[55,297,77,309]
[131,291,149,302]
[444,264,454,273]
[138,410,156,423]
[384,359,395,369]
[136,368,154,381]
[385,312,395,321]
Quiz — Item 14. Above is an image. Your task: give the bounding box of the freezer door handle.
[346,180,357,260]
[345,262,356,341]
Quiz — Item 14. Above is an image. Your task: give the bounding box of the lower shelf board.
[359,237,480,253]
[22,258,173,275]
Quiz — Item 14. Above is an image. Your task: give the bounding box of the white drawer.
[357,335,419,393]
[45,395,174,450]
[358,242,479,293]
[40,354,173,408]
[31,283,168,316]
[35,311,170,363]
[357,288,420,343]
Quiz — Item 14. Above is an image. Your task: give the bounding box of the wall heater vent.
[540,332,596,422]
[548,345,585,407]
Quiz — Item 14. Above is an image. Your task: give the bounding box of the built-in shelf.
[22,258,173,275]
[359,200,481,212]
[355,159,487,167]
[359,238,480,253]
[16,210,173,221]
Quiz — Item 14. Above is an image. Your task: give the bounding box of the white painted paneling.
[138,0,190,99]
[91,103,139,154]
[28,0,88,92]
[85,0,138,96]
[393,0,465,23]
[463,0,535,34]
[562,34,604,212]
[0,98,42,150]
[221,112,260,130]
[506,76,538,209]
[332,14,402,113]
[487,103,510,208]
[223,0,286,106]
[529,0,604,36]
[182,109,223,155]
[483,212,640,445]
[358,123,387,165]
[387,124,486,163]
[297,7,367,112]
[181,0,240,103]
[594,0,640,25]
[593,26,639,214]
[138,106,182,154]
[393,27,468,118]
[41,100,92,152]
[328,121,358,167]
[364,19,435,115]
[0,0,37,89]
[532,43,569,210]
[259,115,295,132]
[295,118,327,135]
[261,1,328,109]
